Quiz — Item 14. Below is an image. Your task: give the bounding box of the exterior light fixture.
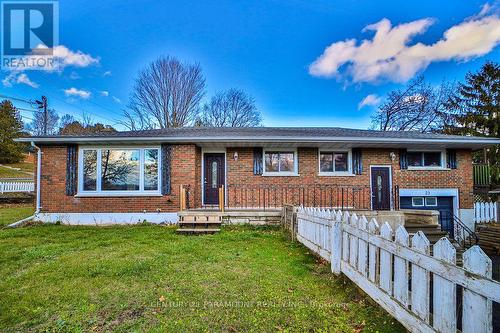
[233,152,238,161]
[389,152,397,161]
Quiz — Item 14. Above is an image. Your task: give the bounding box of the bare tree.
[198,89,262,127]
[123,56,205,130]
[26,108,59,135]
[371,76,454,132]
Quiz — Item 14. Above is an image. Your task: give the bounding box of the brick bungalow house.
[18,127,500,231]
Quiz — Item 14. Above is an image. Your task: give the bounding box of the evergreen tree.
[444,61,500,168]
[0,100,24,163]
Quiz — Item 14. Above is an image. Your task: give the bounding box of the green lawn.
[0,162,34,178]
[0,205,34,226]
[0,224,404,332]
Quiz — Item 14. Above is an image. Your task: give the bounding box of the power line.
[35,85,123,124]
[2,90,123,126]
[0,93,35,105]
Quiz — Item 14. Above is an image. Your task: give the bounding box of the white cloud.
[52,45,99,68]
[309,4,500,83]
[2,72,39,88]
[358,94,382,109]
[112,96,121,103]
[100,90,109,97]
[103,70,112,77]
[64,87,91,99]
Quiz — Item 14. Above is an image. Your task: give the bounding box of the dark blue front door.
[400,196,454,237]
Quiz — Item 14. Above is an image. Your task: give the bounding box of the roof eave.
[15,136,500,149]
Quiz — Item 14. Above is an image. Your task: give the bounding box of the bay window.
[79,147,161,195]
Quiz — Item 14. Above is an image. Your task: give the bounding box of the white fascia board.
[15,136,500,146]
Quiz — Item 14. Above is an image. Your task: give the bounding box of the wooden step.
[405,223,441,229]
[178,222,221,230]
[176,228,221,235]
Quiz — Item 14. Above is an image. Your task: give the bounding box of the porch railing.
[225,184,371,210]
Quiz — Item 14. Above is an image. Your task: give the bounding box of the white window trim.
[425,197,438,206]
[77,146,162,197]
[412,197,425,207]
[318,148,354,176]
[407,149,449,170]
[262,148,299,176]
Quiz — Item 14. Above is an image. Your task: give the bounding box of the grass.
[0,223,404,332]
[0,162,34,178]
[0,205,34,226]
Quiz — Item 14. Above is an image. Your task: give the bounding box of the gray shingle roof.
[21,126,500,141]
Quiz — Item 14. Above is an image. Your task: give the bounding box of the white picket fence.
[0,180,34,194]
[474,202,498,223]
[297,207,500,333]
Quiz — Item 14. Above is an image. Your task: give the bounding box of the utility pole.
[35,96,48,135]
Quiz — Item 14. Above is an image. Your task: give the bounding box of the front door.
[203,153,225,205]
[371,166,391,210]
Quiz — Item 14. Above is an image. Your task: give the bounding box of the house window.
[264,150,297,174]
[412,197,424,207]
[79,147,160,195]
[320,151,349,173]
[318,150,352,175]
[407,151,443,167]
[83,150,97,191]
[425,197,437,206]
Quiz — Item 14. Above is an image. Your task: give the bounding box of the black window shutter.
[399,149,408,169]
[446,149,457,169]
[352,149,363,175]
[253,147,263,175]
[161,144,172,195]
[66,144,77,196]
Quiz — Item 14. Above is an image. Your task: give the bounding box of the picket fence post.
[331,219,342,275]
[433,237,456,333]
[379,222,393,294]
[462,246,493,333]
[393,226,409,307]
[368,218,379,283]
[411,231,431,323]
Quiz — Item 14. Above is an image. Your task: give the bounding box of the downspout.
[7,142,41,227]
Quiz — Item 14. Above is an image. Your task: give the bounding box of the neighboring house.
[18,127,500,230]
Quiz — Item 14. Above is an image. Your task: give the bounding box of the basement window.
[412,197,424,207]
[78,147,161,196]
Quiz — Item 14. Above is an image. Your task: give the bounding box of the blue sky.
[2,0,500,130]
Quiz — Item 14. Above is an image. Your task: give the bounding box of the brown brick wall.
[37,145,474,213]
[38,144,200,213]
[226,147,474,209]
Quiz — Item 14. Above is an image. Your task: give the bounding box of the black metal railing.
[452,214,479,249]
[225,184,371,211]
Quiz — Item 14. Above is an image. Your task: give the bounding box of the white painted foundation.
[35,212,179,225]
